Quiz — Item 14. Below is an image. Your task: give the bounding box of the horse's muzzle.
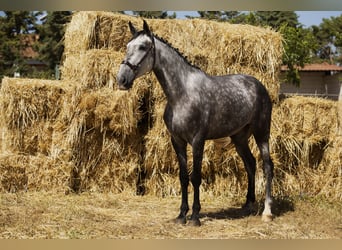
[117,65,135,90]
[118,83,131,90]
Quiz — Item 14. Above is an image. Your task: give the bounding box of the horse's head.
[117,20,155,90]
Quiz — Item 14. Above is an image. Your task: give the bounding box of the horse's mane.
[130,30,201,70]
[153,34,201,70]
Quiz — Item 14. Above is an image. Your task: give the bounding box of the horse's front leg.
[189,138,205,226]
[171,137,189,224]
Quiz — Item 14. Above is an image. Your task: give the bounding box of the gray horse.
[117,20,274,226]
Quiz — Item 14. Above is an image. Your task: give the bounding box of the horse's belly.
[207,113,251,139]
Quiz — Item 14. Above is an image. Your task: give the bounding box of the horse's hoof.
[188,218,201,227]
[174,216,187,225]
[261,214,274,222]
[242,201,256,215]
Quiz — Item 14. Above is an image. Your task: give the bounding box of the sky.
[172,11,342,27]
[296,11,342,27]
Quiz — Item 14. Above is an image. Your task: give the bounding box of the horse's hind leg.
[231,129,257,212]
[254,133,274,222]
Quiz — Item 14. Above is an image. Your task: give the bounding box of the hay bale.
[0,153,72,192]
[64,12,283,102]
[271,96,338,168]
[51,83,150,192]
[61,49,122,89]
[0,77,74,155]
[64,12,134,56]
[318,136,342,200]
[272,96,338,142]
[268,96,340,200]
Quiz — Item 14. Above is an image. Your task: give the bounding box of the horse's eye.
[139,45,147,51]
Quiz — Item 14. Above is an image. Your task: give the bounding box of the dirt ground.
[0,191,341,239]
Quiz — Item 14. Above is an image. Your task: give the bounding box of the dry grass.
[0,191,340,239]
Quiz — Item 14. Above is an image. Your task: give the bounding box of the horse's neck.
[152,38,197,105]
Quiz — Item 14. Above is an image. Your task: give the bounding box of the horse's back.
[202,73,272,138]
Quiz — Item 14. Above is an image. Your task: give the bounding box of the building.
[12,34,48,77]
[280,62,342,100]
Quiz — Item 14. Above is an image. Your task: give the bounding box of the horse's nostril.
[118,75,126,85]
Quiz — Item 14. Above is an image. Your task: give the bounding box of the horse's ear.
[143,20,152,36]
[128,21,137,35]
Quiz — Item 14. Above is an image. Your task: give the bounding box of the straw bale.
[270,96,337,170]
[64,12,283,102]
[318,136,342,200]
[70,132,143,193]
[61,49,122,89]
[267,96,341,200]
[272,96,338,143]
[64,12,135,56]
[0,77,74,155]
[0,153,72,192]
[50,81,150,192]
[0,77,71,129]
[76,85,149,134]
[60,119,145,193]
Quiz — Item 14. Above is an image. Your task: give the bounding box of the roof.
[26,59,47,66]
[20,34,39,58]
[281,62,342,72]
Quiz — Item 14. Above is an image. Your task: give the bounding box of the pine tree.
[132,11,175,19]
[312,14,342,64]
[255,11,299,28]
[35,11,72,77]
[0,11,38,79]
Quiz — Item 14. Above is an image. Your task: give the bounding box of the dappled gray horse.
[117,20,274,226]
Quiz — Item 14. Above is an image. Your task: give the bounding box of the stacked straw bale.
[60,11,285,194]
[269,96,341,200]
[0,78,75,192]
[0,77,73,155]
[0,153,72,192]
[51,81,150,192]
[61,49,121,89]
[0,12,340,201]
[271,96,338,168]
[63,11,283,102]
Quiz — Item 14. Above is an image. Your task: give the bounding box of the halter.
[121,35,156,74]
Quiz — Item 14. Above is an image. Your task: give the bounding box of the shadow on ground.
[201,196,295,220]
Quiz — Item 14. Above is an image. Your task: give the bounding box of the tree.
[197,11,224,21]
[254,11,299,28]
[280,25,318,85]
[132,11,176,19]
[312,14,342,64]
[0,11,39,79]
[252,12,318,85]
[197,11,242,22]
[35,11,72,76]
